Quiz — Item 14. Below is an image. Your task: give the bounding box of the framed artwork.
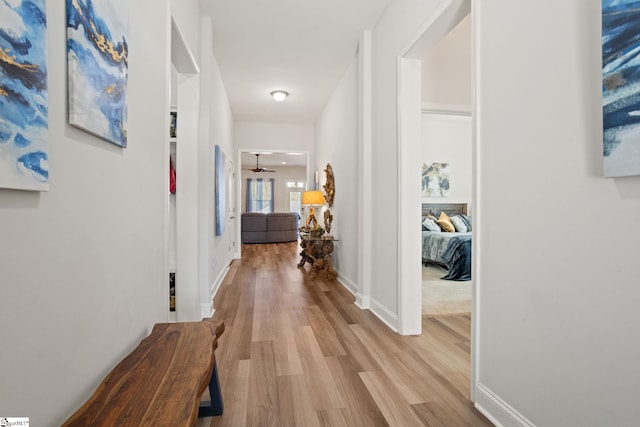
[0,0,49,191]
[215,145,225,236]
[602,0,640,177]
[67,0,128,147]
[422,162,450,197]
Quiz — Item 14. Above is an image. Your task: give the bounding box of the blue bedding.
[422,231,472,281]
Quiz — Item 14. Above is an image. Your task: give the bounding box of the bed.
[422,203,472,281]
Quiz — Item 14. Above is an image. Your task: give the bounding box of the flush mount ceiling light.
[270,90,289,102]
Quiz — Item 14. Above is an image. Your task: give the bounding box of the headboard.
[422,203,468,217]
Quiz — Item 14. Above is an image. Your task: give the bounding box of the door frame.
[396,0,476,399]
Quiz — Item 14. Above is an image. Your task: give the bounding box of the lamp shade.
[302,190,325,205]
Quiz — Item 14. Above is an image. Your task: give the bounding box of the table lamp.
[302,190,325,229]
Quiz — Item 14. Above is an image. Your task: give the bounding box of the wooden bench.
[62,319,225,426]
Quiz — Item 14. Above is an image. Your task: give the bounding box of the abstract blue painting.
[215,145,226,236]
[602,0,640,177]
[67,0,128,147]
[0,0,49,191]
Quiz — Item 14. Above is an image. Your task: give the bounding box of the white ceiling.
[240,151,306,168]
[201,0,391,124]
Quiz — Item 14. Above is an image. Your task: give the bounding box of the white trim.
[355,293,370,309]
[396,56,423,336]
[368,298,399,333]
[200,302,214,319]
[475,383,536,427]
[337,273,358,296]
[211,262,230,299]
[201,260,230,319]
[358,30,373,310]
[396,0,472,336]
[470,0,480,404]
[422,102,471,116]
[335,274,393,331]
[170,17,199,74]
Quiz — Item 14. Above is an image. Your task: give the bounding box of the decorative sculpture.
[323,163,335,207]
[323,209,333,234]
[306,207,319,229]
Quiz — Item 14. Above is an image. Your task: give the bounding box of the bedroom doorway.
[396,0,476,398]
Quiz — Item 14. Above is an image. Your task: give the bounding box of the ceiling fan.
[245,153,275,173]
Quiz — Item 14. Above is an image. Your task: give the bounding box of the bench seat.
[62,319,225,427]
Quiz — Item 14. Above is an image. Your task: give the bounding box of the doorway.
[235,150,311,257]
[396,0,475,396]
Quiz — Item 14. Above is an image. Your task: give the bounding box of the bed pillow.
[461,214,472,231]
[436,212,455,232]
[450,215,469,233]
[422,217,441,232]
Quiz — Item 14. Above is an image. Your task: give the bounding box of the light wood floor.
[200,242,492,427]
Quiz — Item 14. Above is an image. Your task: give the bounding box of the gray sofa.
[241,212,300,243]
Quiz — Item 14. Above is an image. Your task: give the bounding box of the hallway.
[201,242,491,426]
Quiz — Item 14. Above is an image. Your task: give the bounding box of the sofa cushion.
[241,213,267,232]
[241,212,299,243]
[267,213,298,231]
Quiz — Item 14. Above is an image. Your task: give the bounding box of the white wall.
[421,113,472,208]
[474,1,640,426]
[234,122,315,156]
[198,15,235,317]
[315,58,360,293]
[0,0,170,424]
[421,14,471,107]
[369,0,445,325]
[234,121,314,200]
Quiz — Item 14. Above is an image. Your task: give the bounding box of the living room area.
[238,150,308,245]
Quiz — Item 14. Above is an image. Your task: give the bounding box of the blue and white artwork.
[215,145,226,236]
[67,0,128,147]
[422,162,450,197]
[0,0,49,191]
[602,0,640,177]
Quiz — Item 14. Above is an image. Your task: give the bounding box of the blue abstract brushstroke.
[14,133,31,148]
[66,0,128,147]
[602,1,640,157]
[0,0,49,190]
[0,122,12,141]
[17,151,48,182]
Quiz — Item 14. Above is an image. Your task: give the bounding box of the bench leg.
[199,357,224,417]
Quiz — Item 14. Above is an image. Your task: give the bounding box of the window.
[285,181,305,215]
[246,178,274,213]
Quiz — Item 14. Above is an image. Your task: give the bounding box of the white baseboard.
[368,297,399,333]
[355,293,370,309]
[211,262,230,299]
[336,274,396,331]
[201,262,231,319]
[474,383,535,427]
[337,273,357,296]
[200,302,214,319]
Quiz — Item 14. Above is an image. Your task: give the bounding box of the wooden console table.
[298,233,338,280]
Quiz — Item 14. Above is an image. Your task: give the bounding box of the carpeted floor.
[422,264,472,316]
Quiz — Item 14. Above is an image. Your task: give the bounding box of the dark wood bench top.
[62,319,225,427]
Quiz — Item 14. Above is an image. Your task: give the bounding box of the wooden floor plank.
[203,242,492,427]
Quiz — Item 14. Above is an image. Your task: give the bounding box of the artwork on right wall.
[0,0,49,191]
[422,162,450,197]
[602,1,640,177]
[66,0,129,147]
